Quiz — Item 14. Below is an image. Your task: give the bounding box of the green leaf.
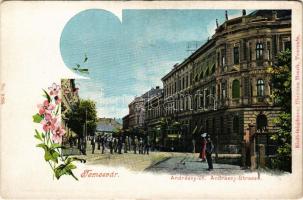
[36,143,48,150]
[54,163,78,180]
[33,114,43,123]
[43,148,59,163]
[42,89,51,103]
[50,143,63,149]
[44,150,52,161]
[34,130,42,141]
[67,163,77,170]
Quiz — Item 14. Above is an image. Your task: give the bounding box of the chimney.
[242,9,246,16]
[216,19,219,28]
[225,10,228,21]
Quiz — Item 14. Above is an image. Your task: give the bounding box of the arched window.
[256,114,267,130]
[233,116,239,134]
[211,64,216,74]
[205,68,209,77]
[256,42,263,60]
[232,79,240,98]
[257,79,265,97]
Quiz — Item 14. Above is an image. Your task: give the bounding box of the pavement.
[145,153,247,175]
[71,146,245,174]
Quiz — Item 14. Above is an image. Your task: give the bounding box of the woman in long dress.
[199,133,207,161]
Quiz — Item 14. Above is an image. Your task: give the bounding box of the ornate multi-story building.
[161,10,291,153]
[61,79,80,139]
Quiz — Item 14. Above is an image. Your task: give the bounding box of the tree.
[267,50,291,172]
[65,99,98,138]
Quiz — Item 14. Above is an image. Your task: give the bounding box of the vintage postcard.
[0,1,302,199]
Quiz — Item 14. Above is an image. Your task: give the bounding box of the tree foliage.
[267,50,291,172]
[65,99,98,137]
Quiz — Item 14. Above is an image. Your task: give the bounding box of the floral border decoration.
[33,83,84,180]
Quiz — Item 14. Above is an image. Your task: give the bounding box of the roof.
[248,10,291,18]
[96,124,116,132]
[96,118,122,132]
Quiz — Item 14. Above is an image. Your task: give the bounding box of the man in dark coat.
[206,135,214,170]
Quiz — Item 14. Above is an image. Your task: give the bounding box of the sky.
[60,9,248,119]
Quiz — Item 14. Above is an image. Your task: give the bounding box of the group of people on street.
[199,133,214,170]
[89,135,150,155]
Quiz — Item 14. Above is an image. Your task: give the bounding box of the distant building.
[96,118,122,135]
[124,86,163,132]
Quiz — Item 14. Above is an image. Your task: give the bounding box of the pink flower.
[38,100,55,115]
[41,117,57,132]
[52,123,65,143]
[54,96,62,105]
[48,83,60,96]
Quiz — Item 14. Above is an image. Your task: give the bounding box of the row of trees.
[64,99,98,141]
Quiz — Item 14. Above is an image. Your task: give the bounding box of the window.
[205,68,209,77]
[233,116,239,134]
[218,84,221,100]
[217,52,220,67]
[221,49,226,66]
[199,71,203,80]
[211,64,216,74]
[205,89,210,107]
[249,42,252,61]
[267,41,271,60]
[256,42,263,60]
[222,82,226,100]
[244,77,250,97]
[257,79,265,97]
[256,114,267,130]
[185,76,188,88]
[284,41,291,51]
[232,79,240,98]
[174,82,177,93]
[243,40,247,60]
[233,46,240,64]
[200,95,203,109]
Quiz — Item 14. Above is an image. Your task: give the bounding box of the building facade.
[125,86,163,133]
[61,79,80,140]
[161,10,291,153]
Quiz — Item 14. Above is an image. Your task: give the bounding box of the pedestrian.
[139,138,143,154]
[100,136,105,154]
[124,136,128,153]
[205,135,214,170]
[199,133,207,162]
[133,136,138,154]
[143,137,150,155]
[96,135,101,150]
[108,137,113,154]
[91,136,96,154]
[113,137,118,153]
[118,136,123,154]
